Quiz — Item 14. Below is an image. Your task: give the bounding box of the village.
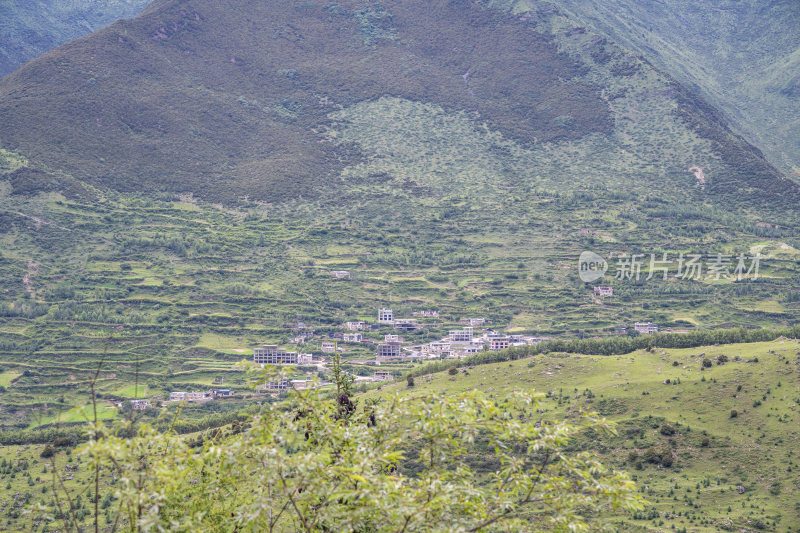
[120,282,665,409]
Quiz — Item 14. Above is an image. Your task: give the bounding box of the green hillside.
[0,3,800,526]
[1,0,800,432]
[0,0,149,77]
[550,0,800,180]
[374,339,800,531]
[2,339,797,531]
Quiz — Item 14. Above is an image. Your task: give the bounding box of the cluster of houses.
[258,379,316,392]
[374,319,546,361]
[168,389,234,403]
[125,388,235,410]
[634,322,659,334]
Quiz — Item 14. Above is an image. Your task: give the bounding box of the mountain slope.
[0,0,150,77]
[0,0,797,210]
[551,0,800,179]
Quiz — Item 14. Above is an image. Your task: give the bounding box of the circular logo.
[579,251,607,282]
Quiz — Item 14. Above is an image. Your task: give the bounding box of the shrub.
[729,410,738,418]
[701,358,713,368]
[448,366,458,376]
[659,424,676,436]
[406,375,415,388]
[78,372,644,531]
[700,437,710,447]
[40,445,55,458]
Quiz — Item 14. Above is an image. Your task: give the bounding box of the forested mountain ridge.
[551,0,800,180]
[1,0,798,212]
[0,0,149,77]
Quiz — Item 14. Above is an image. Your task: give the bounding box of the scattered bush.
[659,424,676,436]
[40,445,55,458]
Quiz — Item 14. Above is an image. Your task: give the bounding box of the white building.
[449,327,473,342]
[343,333,363,342]
[378,308,394,324]
[450,342,481,358]
[169,391,212,402]
[330,271,351,279]
[460,318,486,326]
[634,322,659,334]
[130,399,151,410]
[346,321,367,331]
[321,341,337,353]
[384,334,403,343]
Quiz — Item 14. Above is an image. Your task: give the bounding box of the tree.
[73,367,643,532]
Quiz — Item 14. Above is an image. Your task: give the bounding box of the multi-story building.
[345,321,367,331]
[258,381,290,392]
[450,342,481,358]
[489,337,510,351]
[321,341,337,353]
[378,308,394,324]
[254,345,312,365]
[376,342,403,359]
[460,318,486,326]
[449,327,473,342]
[343,333,363,342]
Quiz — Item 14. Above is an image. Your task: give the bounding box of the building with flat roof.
[594,286,613,296]
[321,341,337,353]
[393,319,420,332]
[489,337,510,351]
[254,345,312,365]
[449,327,473,342]
[376,342,403,359]
[378,308,394,324]
[130,399,151,410]
[634,322,659,334]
